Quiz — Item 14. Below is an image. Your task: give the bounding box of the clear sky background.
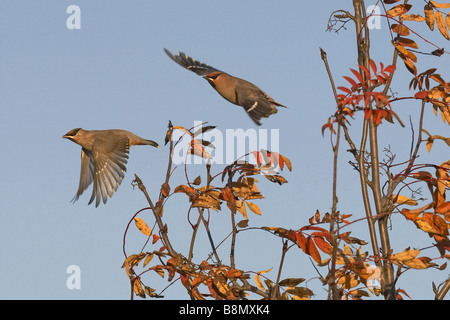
[0,1,448,300]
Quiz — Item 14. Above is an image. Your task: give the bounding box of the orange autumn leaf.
[435,11,450,40]
[424,4,435,30]
[397,37,418,49]
[314,236,333,254]
[246,201,261,215]
[307,236,322,263]
[391,23,410,36]
[160,182,170,197]
[296,231,307,253]
[221,187,236,214]
[436,202,450,215]
[134,217,152,236]
[386,4,412,17]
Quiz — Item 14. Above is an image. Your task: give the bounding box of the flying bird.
[63,128,159,207]
[164,48,287,125]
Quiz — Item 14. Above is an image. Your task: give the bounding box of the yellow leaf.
[430,1,450,9]
[143,253,154,267]
[134,217,152,236]
[335,248,355,265]
[343,244,353,256]
[348,289,370,298]
[402,56,417,75]
[237,199,248,220]
[437,165,450,195]
[415,217,440,234]
[386,4,411,17]
[337,274,360,289]
[258,267,273,274]
[447,13,450,35]
[403,258,429,269]
[133,279,145,298]
[246,201,261,215]
[264,174,288,185]
[281,155,292,171]
[402,14,425,22]
[153,267,165,278]
[393,194,418,206]
[254,274,266,291]
[435,11,450,40]
[232,177,263,200]
[392,42,417,62]
[424,4,435,30]
[391,248,420,263]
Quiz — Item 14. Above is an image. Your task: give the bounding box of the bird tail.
[269,98,288,109]
[144,139,159,148]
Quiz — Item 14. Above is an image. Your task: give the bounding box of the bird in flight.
[164,48,287,125]
[63,128,159,207]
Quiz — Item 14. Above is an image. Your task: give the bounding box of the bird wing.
[164,48,221,76]
[72,148,94,203]
[234,81,280,126]
[89,137,130,207]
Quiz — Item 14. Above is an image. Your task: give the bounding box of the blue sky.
[0,1,448,300]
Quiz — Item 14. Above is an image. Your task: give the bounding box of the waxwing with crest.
[63,128,159,207]
[164,48,287,125]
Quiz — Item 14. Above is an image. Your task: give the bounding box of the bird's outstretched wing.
[89,137,130,207]
[164,48,221,76]
[72,148,94,204]
[234,80,286,126]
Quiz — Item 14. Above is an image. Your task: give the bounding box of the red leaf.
[296,232,307,253]
[313,236,333,254]
[322,121,335,136]
[152,234,160,244]
[307,237,322,263]
[358,64,371,80]
[271,151,284,170]
[369,59,377,74]
[343,76,358,90]
[338,86,353,95]
[383,64,396,74]
[221,187,236,213]
[350,68,364,85]
[414,90,430,99]
[311,231,332,242]
[252,151,262,167]
[300,225,329,232]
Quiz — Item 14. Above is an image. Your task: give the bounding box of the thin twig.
[271,240,288,300]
